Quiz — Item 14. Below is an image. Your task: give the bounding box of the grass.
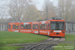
[65,34,75,41]
[54,43,75,50]
[0,31,49,44]
[54,34,75,50]
[0,32,75,50]
[0,31,49,50]
[0,46,22,50]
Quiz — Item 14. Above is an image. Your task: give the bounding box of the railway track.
[19,37,65,50]
[20,44,57,50]
[42,44,57,50]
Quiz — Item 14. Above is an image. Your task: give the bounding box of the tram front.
[49,17,65,37]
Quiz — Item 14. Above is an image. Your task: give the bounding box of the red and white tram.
[8,17,65,37]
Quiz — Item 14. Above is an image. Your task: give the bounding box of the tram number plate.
[54,31,61,32]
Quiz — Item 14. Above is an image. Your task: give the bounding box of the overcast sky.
[33,0,58,10]
[0,0,58,10]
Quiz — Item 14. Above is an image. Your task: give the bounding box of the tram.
[8,17,65,37]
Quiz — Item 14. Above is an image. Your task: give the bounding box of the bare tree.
[43,0,56,20]
[58,0,73,21]
[22,4,38,21]
[0,4,9,19]
[9,0,30,21]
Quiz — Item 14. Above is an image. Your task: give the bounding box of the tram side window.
[9,25,11,29]
[24,25,26,29]
[26,24,31,29]
[28,24,31,29]
[21,25,26,29]
[26,25,28,29]
[13,25,15,29]
[15,25,18,29]
[21,25,24,29]
[48,24,50,30]
[13,25,18,29]
[40,24,46,30]
[33,24,38,29]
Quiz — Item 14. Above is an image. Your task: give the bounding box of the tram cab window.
[40,24,46,30]
[51,22,64,30]
[33,24,38,29]
[9,25,11,29]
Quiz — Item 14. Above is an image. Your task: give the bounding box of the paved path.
[66,32,75,34]
[47,38,65,41]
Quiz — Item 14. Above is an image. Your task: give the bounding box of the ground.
[54,43,75,50]
[0,31,75,50]
[54,34,75,50]
[0,31,49,50]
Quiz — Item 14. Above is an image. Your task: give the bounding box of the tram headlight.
[62,30,65,33]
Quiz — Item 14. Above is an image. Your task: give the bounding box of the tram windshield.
[51,21,64,30]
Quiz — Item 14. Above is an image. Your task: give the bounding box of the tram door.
[32,22,39,34]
